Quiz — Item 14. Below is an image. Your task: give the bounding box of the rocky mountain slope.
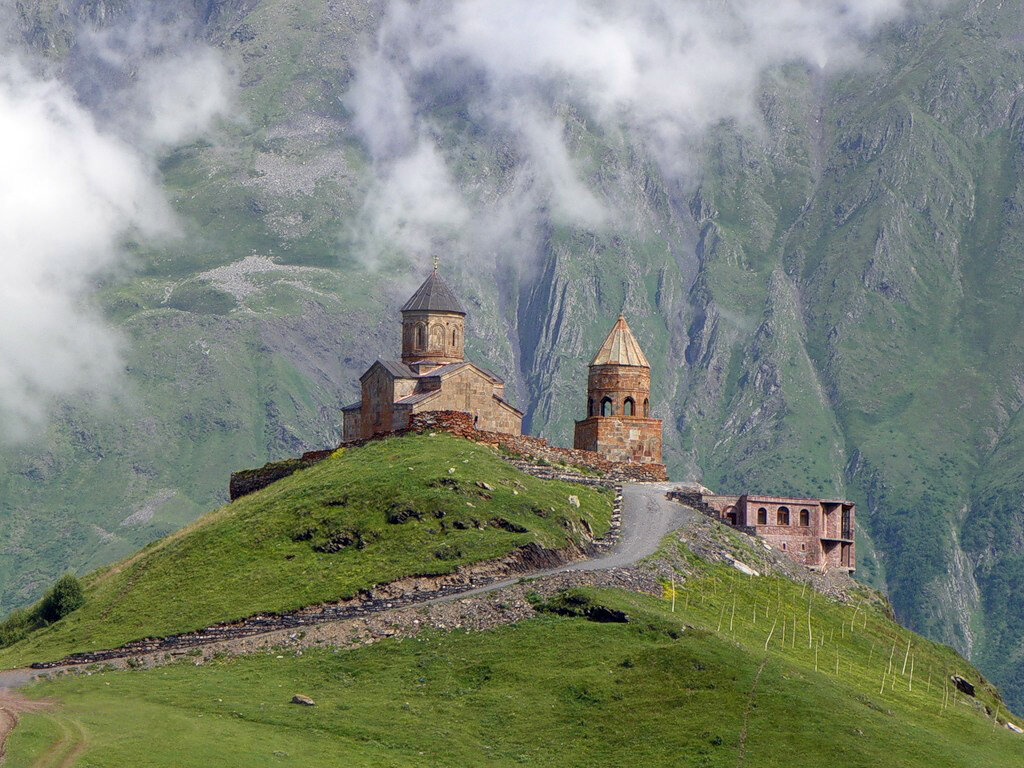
[3,0,1024,710]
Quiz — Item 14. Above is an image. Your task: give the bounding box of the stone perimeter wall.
[230,410,665,500]
[406,411,666,483]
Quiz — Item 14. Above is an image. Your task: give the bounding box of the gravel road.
[430,482,691,601]
[0,482,692,692]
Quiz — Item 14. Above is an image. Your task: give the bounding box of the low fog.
[0,10,234,440]
[347,0,939,268]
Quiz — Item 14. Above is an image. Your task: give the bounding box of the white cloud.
[0,16,236,441]
[133,45,237,149]
[0,62,167,439]
[355,140,470,265]
[347,0,937,268]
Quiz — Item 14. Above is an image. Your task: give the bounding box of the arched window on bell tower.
[643,398,650,417]
[601,397,613,416]
[416,325,425,349]
[623,397,635,416]
[588,398,594,417]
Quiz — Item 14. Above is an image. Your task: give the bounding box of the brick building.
[691,492,855,572]
[573,315,664,468]
[341,267,523,441]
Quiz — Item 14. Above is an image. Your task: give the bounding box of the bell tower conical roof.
[591,315,650,367]
[401,266,465,315]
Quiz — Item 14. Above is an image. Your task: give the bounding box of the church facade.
[341,268,523,442]
[573,315,663,466]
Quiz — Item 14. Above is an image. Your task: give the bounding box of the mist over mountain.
[2,0,1024,710]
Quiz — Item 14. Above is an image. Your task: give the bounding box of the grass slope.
[5,539,1022,767]
[0,434,611,668]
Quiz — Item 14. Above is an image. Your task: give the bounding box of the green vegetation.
[0,575,84,648]
[6,541,1022,767]
[0,434,610,667]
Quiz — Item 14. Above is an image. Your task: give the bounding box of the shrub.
[0,573,86,649]
[37,574,86,624]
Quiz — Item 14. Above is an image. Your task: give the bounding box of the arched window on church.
[623,397,635,416]
[452,328,458,347]
[415,325,425,349]
[643,398,650,417]
[601,397,613,417]
[588,398,594,417]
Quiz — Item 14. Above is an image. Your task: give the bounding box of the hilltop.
[0,462,1021,766]
[0,433,612,669]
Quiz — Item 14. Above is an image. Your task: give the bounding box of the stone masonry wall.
[574,416,663,464]
[229,449,333,501]
[407,411,666,482]
[409,368,522,435]
[231,410,665,500]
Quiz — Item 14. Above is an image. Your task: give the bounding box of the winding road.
[0,482,692,713]
[0,483,693,762]
[446,481,693,602]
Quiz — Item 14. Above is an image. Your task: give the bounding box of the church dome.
[401,268,465,315]
[591,315,649,368]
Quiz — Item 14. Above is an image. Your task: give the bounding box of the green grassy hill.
[4,531,1022,767]
[0,433,611,668]
[7,0,1024,717]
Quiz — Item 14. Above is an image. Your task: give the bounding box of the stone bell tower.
[573,315,663,465]
[400,262,466,372]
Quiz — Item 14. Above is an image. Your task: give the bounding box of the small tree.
[36,574,85,624]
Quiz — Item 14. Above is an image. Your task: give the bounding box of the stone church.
[573,315,663,466]
[341,267,523,441]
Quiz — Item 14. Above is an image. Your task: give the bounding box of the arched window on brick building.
[757,507,767,525]
[601,397,613,416]
[799,508,810,527]
[588,398,594,417]
[623,397,635,416]
[777,506,791,526]
[643,398,650,417]
[416,325,425,348]
[451,328,458,347]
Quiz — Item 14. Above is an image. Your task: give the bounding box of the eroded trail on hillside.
[0,483,690,691]
[0,691,54,761]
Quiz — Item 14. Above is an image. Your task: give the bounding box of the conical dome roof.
[401,267,465,315]
[591,315,650,367]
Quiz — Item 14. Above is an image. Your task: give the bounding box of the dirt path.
[0,692,54,763]
[27,715,86,768]
[0,706,14,762]
[431,482,692,602]
[735,656,769,767]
